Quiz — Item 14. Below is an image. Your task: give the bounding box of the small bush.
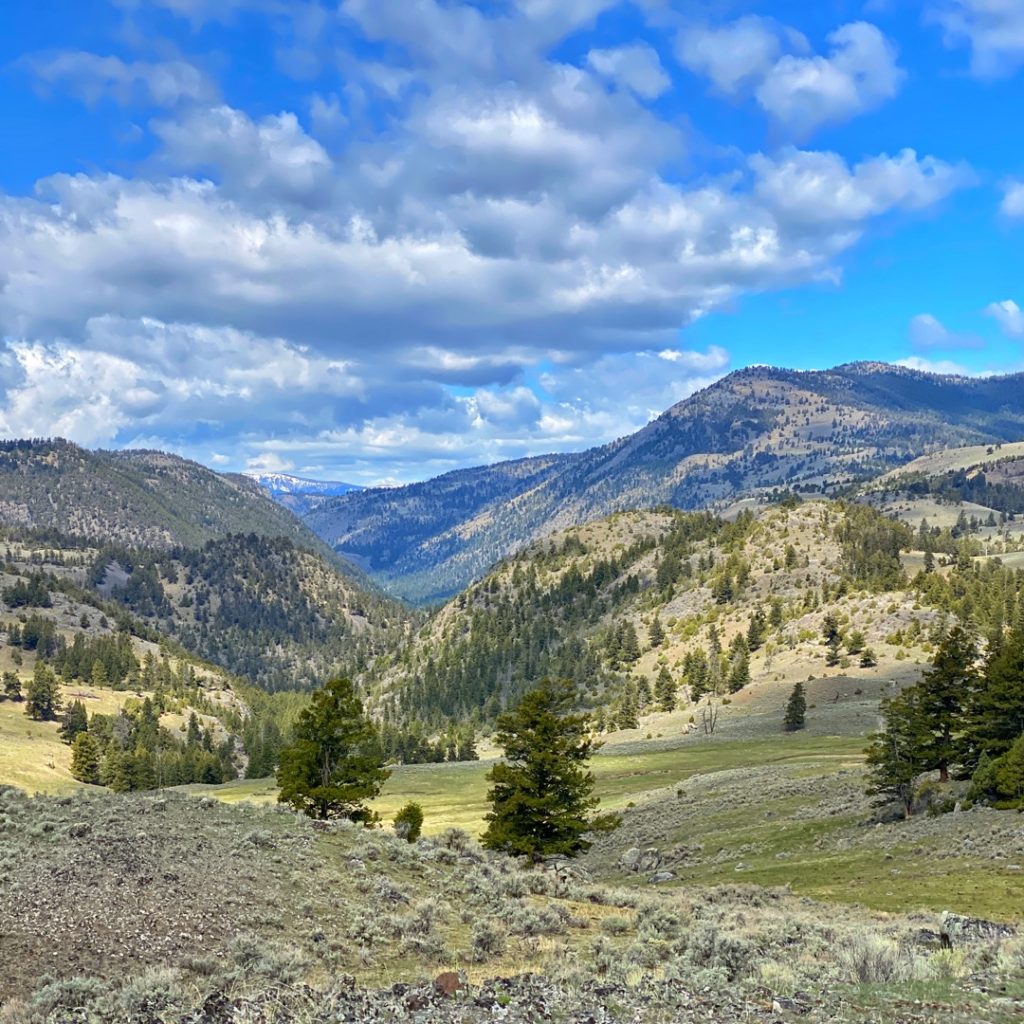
[839,933,912,984]
[470,920,508,961]
[600,915,631,936]
[393,802,424,843]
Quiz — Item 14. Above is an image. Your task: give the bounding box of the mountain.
[91,531,410,692]
[0,439,323,552]
[367,489,1024,731]
[0,439,411,693]
[245,471,362,515]
[305,362,1024,602]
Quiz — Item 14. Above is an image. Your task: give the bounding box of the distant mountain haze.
[245,472,363,516]
[4,362,1023,605]
[300,362,1024,602]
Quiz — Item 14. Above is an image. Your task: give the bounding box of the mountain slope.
[307,362,1024,601]
[90,532,411,691]
[246,471,362,515]
[0,439,321,551]
[0,442,412,693]
[367,494,1024,731]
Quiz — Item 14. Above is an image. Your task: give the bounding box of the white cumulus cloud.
[985,299,1024,337]
[1001,180,1024,218]
[586,43,670,99]
[929,0,1024,79]
[755,22,905,135]
[25,51,214,107]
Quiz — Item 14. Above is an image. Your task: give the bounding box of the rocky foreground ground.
[1,786,1023,1023]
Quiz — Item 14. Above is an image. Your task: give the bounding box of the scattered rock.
[433,971,465,998]
[940,911,1016,946]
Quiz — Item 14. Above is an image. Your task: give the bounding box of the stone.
[619,847,642,871]
[648,870,675,884]
[434,971,465,998]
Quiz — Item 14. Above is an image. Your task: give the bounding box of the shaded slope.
[307,363,1024,601]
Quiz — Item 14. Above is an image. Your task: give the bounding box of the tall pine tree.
[277,678,390,822]
[783,682,806,731]
[966,618,1024,768]
[25,661,62,722]
[482,678,618,861]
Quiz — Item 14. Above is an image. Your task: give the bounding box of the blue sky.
[0,0,1021,484]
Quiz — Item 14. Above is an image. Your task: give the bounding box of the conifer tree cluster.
[866,622,1024,815]
[65,697,238,790]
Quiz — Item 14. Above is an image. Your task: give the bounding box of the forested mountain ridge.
[367,493,1024,734]
[305,362,1024,602]
[90,531,412,692]
[0,439,327,552]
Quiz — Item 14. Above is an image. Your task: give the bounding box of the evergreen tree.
[25,661,62,721]
[100,747,134,793]
[456,730,479,762]
[2,671,22,701]
[685,649,709,701]
[865,690,929,818]
[859,647,878,668]
[59,700,89,744]
[966,620,1024,768]
[654,666,676,712]
[822,613,841,645]
[783,682,806,731]
[712,573,734,604]
[707,626,723,695]
[916,626,977,781]
[971,734,1024,808]
[90,659,108,689]
[481,678,619,861]
[617,680,640,729]
[648,617,665,648]
[727,635,750,693]
[70,732,101,785]
[845,631,866,656]
[394,801,424,843]
[746,608,767,652]
[635,675,651,711]
[276,678,390,822]
[618,622,640,664]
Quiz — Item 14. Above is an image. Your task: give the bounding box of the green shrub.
[393,802,424,843]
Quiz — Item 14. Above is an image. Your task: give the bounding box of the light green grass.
[0,684,164,795]
[187,733,866,832]
[0,699,78,794]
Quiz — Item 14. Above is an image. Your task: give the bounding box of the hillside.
[3,786,1023,1023]
[306,362,1024,602]
[0,529,252,794]
[366,495,1024,732]
[90,532,411,692]
[0,439,324,552]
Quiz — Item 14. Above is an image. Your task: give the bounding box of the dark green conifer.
[70,732,101,785]
[783,682,806,732]
[276,678,390,822]
[481,678,618,862]
[654,666,676,712]
[25,661,62,721]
